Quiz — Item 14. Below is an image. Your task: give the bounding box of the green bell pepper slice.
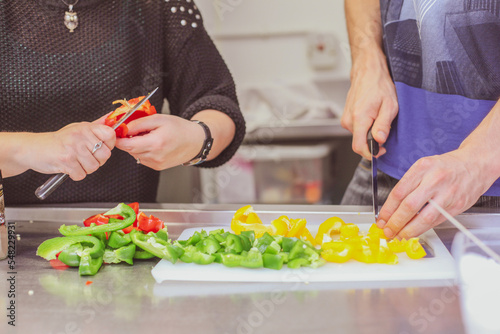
[263,253,284,270]
[240,248,263,269]
[239,234,252,252]
[130,229,178,263]
[185,230,208,246]
[107,230,132,249]
[255,232,275,254]
[221,253,242,267]
[195,235,221,254]
[209,228,225,236]
[156,228,169,242]
[59,203,136,236]
[37,236,104,260]
[224,234,243,254]
[240,230,255,244]
[287,257,311,269]
[180,245,215,265]
[134,248,156,260]
[79,253,104,276]
[221,248,263,269]
[288,240,325,269]
[58,243,84,267]
[103,244,136,265]
[281,237,299,253]
[264,241,281,255]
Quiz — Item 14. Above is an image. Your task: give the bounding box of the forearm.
[345,0,388,78]
[190,109,236,161]
[0,132,35,177]
[457,101,500,184]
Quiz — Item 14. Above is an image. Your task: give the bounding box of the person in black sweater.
[0,0,245,205]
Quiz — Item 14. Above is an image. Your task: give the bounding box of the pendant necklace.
[61,0,79,32]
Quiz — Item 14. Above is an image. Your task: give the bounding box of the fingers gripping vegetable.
[105,97,157,138]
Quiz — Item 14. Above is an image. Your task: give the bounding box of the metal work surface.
[1,204,499,334]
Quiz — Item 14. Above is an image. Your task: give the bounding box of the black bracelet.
[182,120,214,166]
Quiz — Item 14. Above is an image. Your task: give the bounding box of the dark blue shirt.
[378,0,500,195]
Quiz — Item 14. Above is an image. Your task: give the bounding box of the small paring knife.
[34,87,159,200]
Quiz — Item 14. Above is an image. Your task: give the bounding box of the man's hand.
[343,0,398,160]
[377,151,495,239]
[341,49,399,160]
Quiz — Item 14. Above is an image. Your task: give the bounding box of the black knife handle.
[367,125,380,156]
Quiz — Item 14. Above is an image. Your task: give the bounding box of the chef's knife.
[367,126,379,221]
[35,87,158,200]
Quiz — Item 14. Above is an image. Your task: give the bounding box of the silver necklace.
[61,0,79,32]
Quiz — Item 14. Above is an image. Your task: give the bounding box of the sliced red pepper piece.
[105,97,156,138]
[83,214,109,227]
[137,212,164,233]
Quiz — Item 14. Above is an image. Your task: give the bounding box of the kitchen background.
[157,0,360,205]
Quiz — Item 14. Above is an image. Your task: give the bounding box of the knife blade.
[34,87,159,200]
[367,126,379,221]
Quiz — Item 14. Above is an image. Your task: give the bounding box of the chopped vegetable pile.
[37,204,427,276]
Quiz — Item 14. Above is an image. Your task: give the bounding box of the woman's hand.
[115,110,236,170]
[114,114,204,169]
[2,119,116,180]
[341,49,399,160]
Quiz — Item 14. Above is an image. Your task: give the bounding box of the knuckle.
[391,185,406,202]
[453,198,466,211]
[419,210,436,228]
[401,197,419,213]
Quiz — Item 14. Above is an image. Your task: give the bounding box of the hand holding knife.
[35,87,158,200]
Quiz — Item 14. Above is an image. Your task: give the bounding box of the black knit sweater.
[0,0,245,205]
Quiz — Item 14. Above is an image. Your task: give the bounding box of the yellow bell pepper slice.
[246,212,263,225]
[314,217,345,245]
[377,245,399,264]
[387,238,407,253]
[352,244,377,263]
[368,223,387,239]
[233,205,253,221]
[300,227,317,246]
[321,241,354,263]
[340,223,360,239]
[286,218,306,238]
[405,238,427,259]
[270,216,290,236]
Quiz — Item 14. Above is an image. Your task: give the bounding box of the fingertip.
[376,219,386,229]
[376,130,387,143]
[383,227,394,239]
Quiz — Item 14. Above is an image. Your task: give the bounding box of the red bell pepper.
[137,212,164,233]
[105,97,157,138]
[81,203,163,234]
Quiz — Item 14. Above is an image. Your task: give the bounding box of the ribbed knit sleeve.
[162,1,245,167]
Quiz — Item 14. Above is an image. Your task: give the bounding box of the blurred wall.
[157,0,355,204]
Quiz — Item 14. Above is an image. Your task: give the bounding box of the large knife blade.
[367,127,379,220]
[35,87,158,200]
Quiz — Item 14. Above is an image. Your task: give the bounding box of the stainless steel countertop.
[1,204,499,334]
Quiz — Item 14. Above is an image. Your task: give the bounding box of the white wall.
[196,0,351,104]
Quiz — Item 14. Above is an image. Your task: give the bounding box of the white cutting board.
[151,225,457,283]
